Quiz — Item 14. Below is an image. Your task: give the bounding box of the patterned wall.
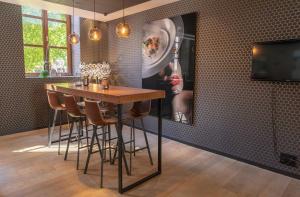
[0,2,101,135]
[72,16,81,75]
[108,0,300,177]
[1,0,300,178]
[80,18,108,63]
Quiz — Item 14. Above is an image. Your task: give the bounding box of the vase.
[101,77,109,89]
[96,77,100,84]
[83,76,89,86]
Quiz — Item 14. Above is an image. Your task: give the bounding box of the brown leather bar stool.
[113,100,153,174]
[63,94,89,170]
[47,91,67,155]
[83,99,130,188]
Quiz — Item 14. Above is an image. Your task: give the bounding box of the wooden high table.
[45,83,165,193]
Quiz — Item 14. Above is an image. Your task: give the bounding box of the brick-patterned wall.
[107,0,300,177]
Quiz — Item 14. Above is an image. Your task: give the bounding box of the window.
[22,6,72,77]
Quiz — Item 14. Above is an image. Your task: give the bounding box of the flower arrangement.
[80,61,111,80]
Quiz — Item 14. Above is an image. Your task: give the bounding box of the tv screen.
[251,40,300,82]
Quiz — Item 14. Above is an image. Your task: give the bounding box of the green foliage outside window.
[48,21,67,47]
[22,17,43,45]
[24,46,44,73]
[22,6,69,74]
[48,11,66,21]
[22,6,42,16]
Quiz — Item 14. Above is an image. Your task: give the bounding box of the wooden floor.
[0,126,300,197]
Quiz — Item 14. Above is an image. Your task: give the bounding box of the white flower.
[80,61,111,79]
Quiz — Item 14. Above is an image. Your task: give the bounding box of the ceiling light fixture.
[116,0,131,38]
[68,0,80,45]
[89,0,102,41]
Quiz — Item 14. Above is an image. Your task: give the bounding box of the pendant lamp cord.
[122,0,125,23]
[72,0,75,32]
[93,0,95,62]
[93,0,96,27]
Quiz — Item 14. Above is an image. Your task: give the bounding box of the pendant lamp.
[89,0,102,41]
[116,0,131,38]
[68,0,80,45]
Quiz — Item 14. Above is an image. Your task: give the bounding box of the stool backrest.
[47,91,62,110]
[63,94,82,117]
[85,99,105,125]
[130,100,151,116]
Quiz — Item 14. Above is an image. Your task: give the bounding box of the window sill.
[25,76,80,79]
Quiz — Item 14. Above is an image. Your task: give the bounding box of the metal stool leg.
[58,110,62,155]
[103,126,106,161]
[64,118,74,160]
[84,125,97,174]
[95,126,104,188]
[129,122,133,174]
[85,117,89,145]
[111,124,130,175]
[108,125,112,163]
[77,118,83,170]
[66,111,70,128]
[112,123,118,164]
[112,141,118,164]
[133,120,136,157]
[141,118,153,165]
[48,107,52,143]
[48,109,58,147]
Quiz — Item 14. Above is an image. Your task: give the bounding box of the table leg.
[158,98,162,173]
[117,104,123,193]
[119,98,163,193]
[48,106,52,144]
[48,109,58,147]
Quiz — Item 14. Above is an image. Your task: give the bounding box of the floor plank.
[0,126,299,197]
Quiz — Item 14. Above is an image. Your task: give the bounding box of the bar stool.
[83,99,130,188]
[78,100,117,163]
[47,91,67,155]
[63,94,89,170]
[113,100,153,174]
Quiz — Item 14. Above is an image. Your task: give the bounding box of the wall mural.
[142,13,197,125]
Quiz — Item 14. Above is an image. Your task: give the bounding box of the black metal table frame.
[116,98,162,193]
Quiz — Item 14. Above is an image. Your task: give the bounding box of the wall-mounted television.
[251,39,300,82]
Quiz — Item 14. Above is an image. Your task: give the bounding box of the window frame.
[22,9,72,77]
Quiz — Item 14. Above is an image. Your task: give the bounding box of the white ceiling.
[0,0,180,22]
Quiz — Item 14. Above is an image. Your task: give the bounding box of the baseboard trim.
[0,121,69,137]
[129,124,300,180]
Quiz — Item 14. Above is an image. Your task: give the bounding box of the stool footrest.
[79,145,89,149]
[123,140,135,144]
[125,147,147,153]
[91,150,100,154]
[51,135,77,144]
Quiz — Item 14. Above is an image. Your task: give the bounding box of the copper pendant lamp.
[89,0,102,41]
[115,0,131,38]
[68,0,80,45]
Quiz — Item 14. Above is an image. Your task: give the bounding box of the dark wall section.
[0,2,78,135]
[0,2,106,135]
[107,0,300,177]
[80,18,108,63]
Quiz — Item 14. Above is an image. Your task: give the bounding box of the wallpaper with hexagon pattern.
[107,0,300,177]
[1,0,300,178]
[0,2,106,135]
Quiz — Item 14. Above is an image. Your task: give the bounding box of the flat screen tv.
[251,39,300,82]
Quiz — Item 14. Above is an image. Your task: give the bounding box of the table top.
[45,83,165,104]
